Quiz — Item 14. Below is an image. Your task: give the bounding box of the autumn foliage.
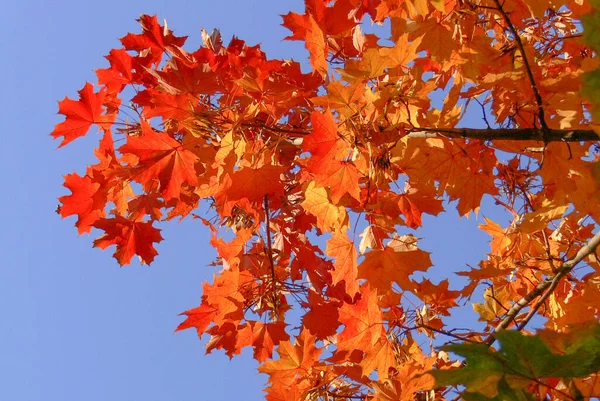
[52,0,600,400]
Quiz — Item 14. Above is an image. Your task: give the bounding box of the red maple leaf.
[93,216,163,265]
[302,290,341,339]
[118,121,199,200]
[51,83,116,147]
[175,301,219,337]
[96,48,134,94]
[120,14,187,65]
[58,173,107,234]
[236,321,290,362]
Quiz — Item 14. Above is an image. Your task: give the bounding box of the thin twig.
[492,0,549,138]
[263,195,276,281]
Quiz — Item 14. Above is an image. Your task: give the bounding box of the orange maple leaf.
[336,285,385,353]
[236,321,290,363]
[358,235,432,293]
[326,232,360,296]
[360,337,396,379]
[305,14,328,76]
[413,279,460,316]
[314,160,361,204]
[258,328,322,387]
[203,267,254,325]
[225,164,287,203]
[301,182,349,232]
[205,322,240,358]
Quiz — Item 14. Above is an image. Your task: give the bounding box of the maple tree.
[51,0,600,400]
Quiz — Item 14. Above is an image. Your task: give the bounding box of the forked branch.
[485,231,600,345]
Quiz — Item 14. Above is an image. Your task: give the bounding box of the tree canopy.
[52,0,600,400]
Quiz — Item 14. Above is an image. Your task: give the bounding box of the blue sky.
[1,1,504,400]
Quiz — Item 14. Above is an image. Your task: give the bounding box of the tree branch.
[243,123,599,142]
[492,0,549,136]
[484,231,600,345]
[406,128,599,142]
[240,118,600,143]
[263,195,276,283]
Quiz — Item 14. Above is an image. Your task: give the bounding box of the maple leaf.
[325,232,360,296]
[258,329,322,387]
[394,138,498,215]
[58,173,107,234]
[224,164,287,203]
[120,14,187,65]
[301,290,341,339]
[380,33,423,69]
[397,185,444,228]
[209,227,253,268]
[204,322,240,358]
[118,121,199,200]
[358,235,432,293]
[313,160,361,204]
[148,58,222,95]
[414,279,460,316]
[236,321,289,363]
[336,285,384,353]
[313,80,365,110]
[203,267,254,325]
[409,18,455,62]
[175,302,219,337]
[301,182,348,232]
[302,110,352,168]
[306,14,328,76]
[473,285,513,322]
[479,218,513,257]
[95,48,134,94]
[127,194,164,221]
[360,337,397,379]
[51,83,115,147]
[93,216,163,265]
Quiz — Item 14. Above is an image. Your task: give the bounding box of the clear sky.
[1,1,505,400]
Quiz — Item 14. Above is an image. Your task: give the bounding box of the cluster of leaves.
[52,0,600,400]
[432,324,600,400]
